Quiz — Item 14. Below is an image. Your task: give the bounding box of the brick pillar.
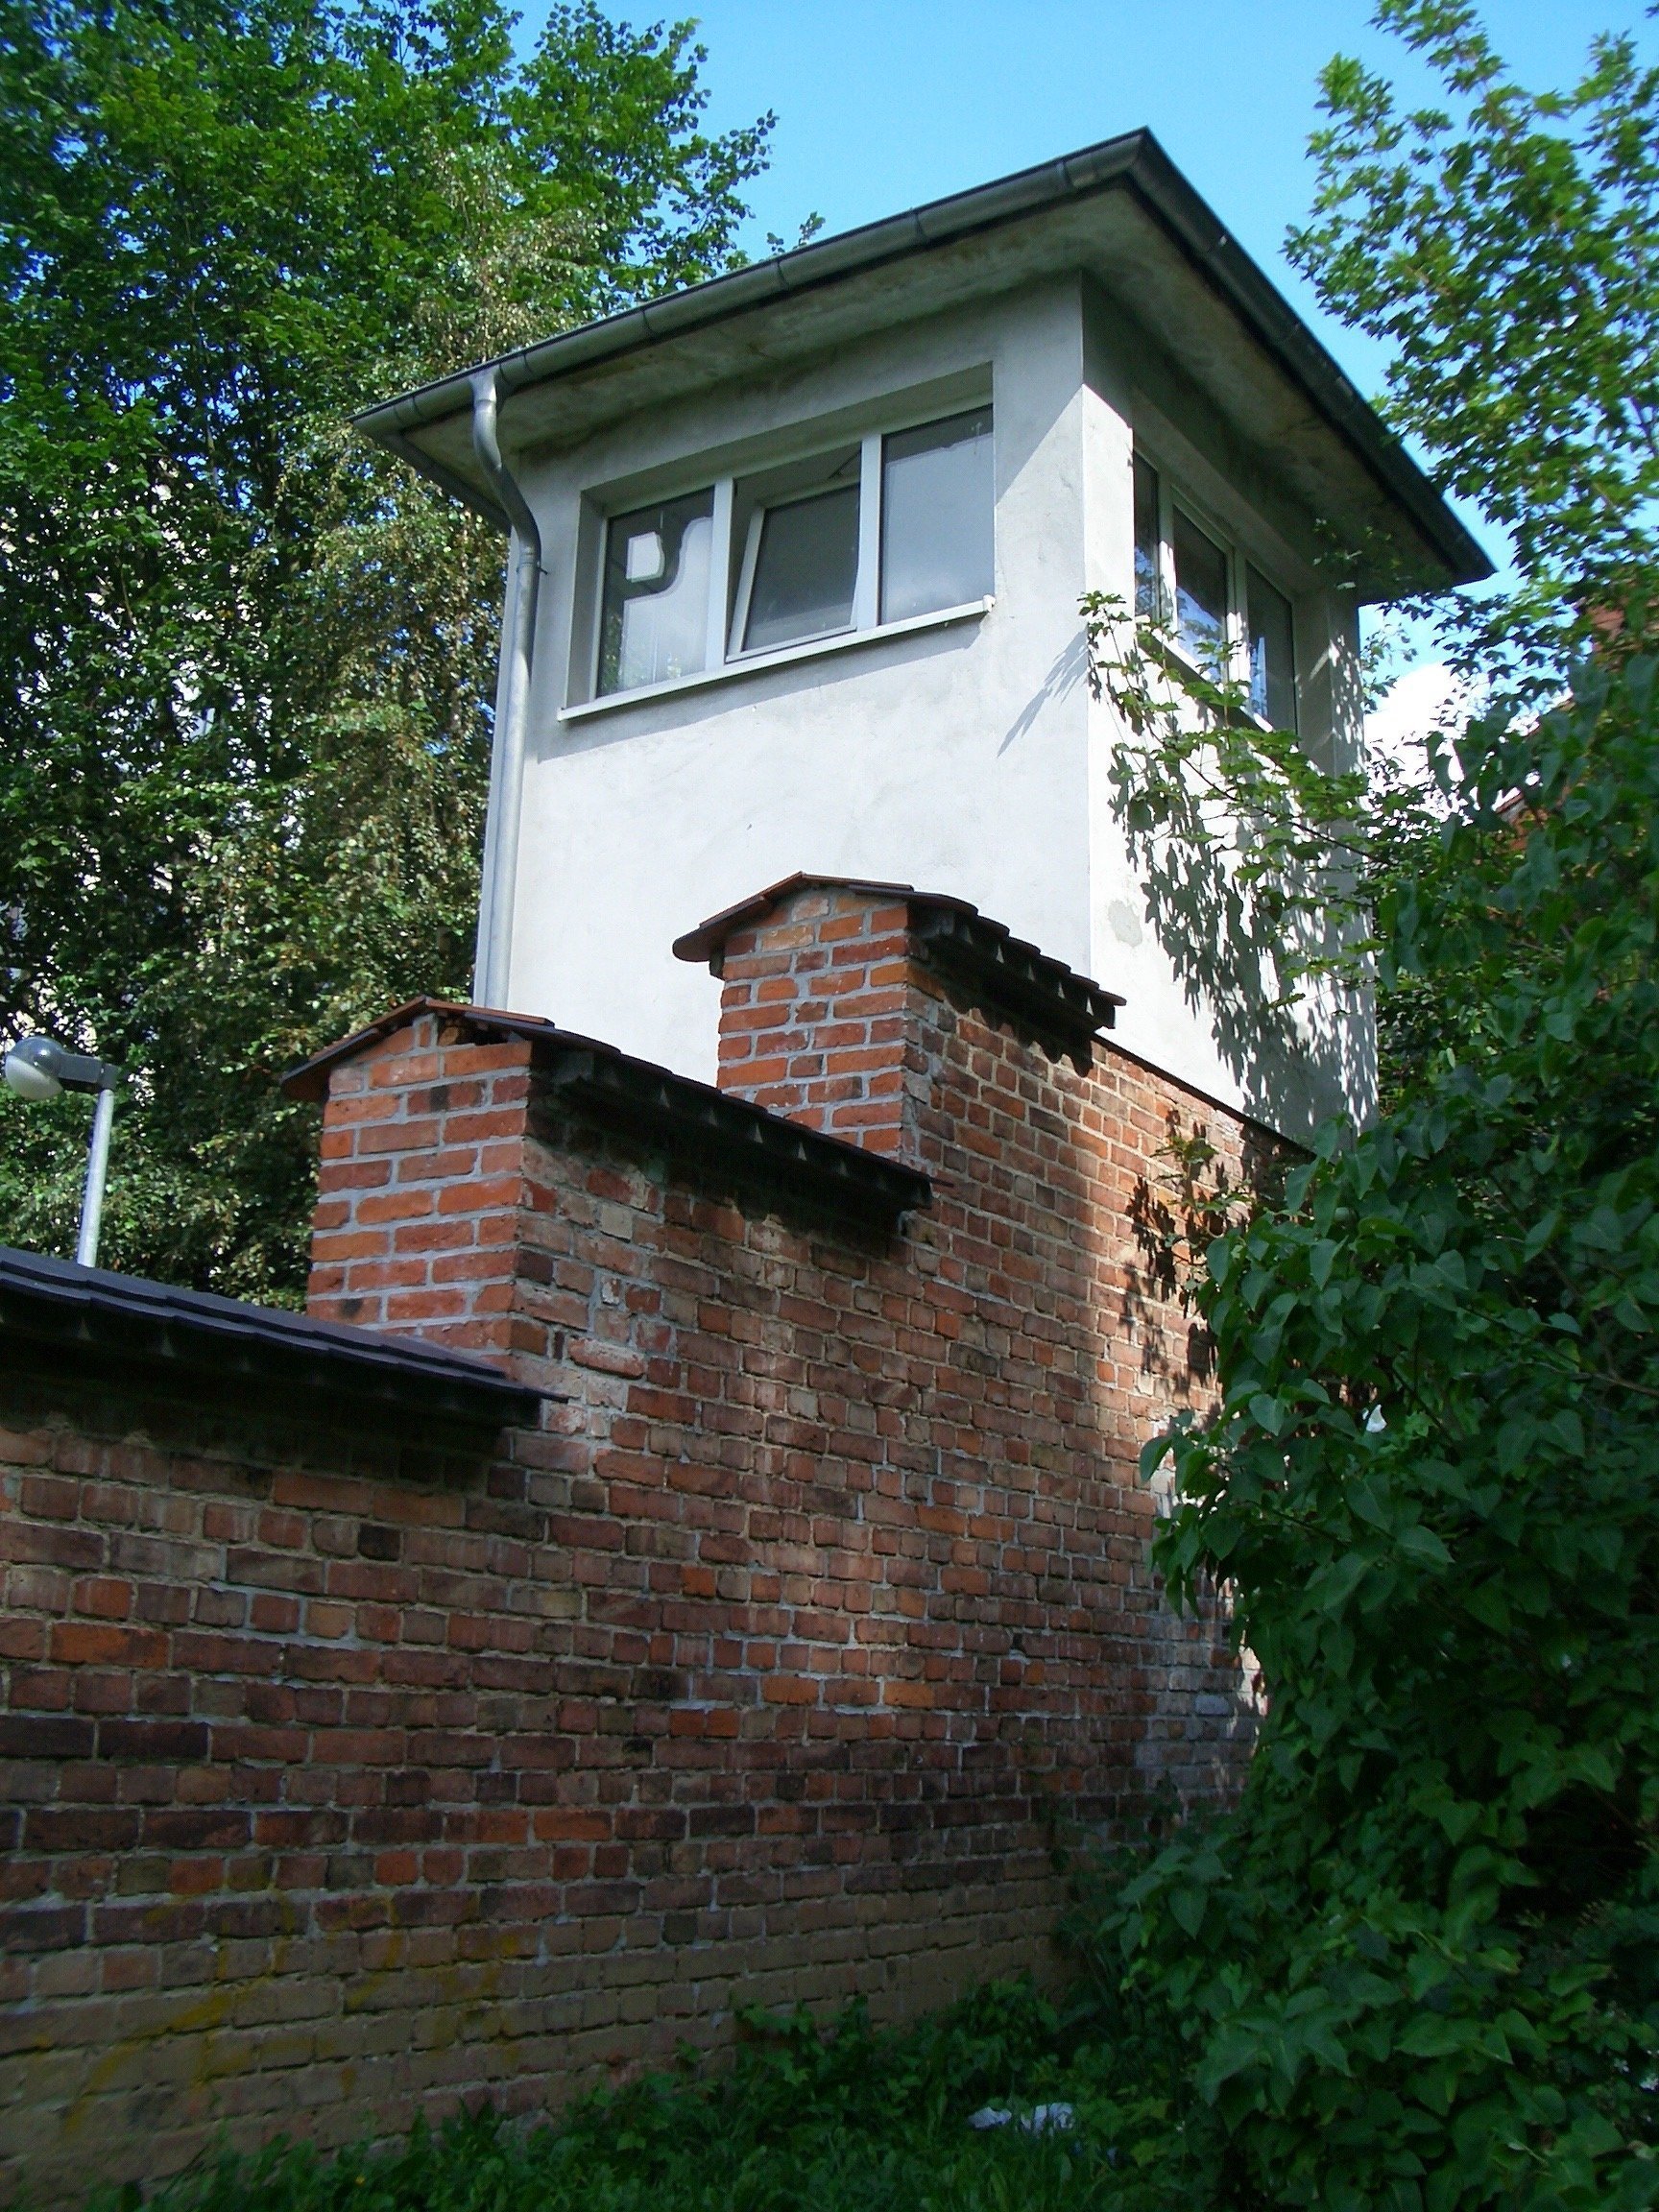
[704,881,928,1159]
[298,1005,549,1368]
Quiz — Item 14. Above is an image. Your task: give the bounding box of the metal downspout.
[469,368,542,1008]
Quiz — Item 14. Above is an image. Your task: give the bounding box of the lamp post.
[3,1036,124,1268]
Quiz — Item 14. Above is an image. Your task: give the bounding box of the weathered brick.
[47,1623,166,1669]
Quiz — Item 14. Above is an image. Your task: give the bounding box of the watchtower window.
[598,490,716,696]
[588,398,996,704]
[1131,453,1300,733]
[879,407,994,625]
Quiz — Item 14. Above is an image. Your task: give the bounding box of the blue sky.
[681,1,1651,397]
[634,1,1653,657]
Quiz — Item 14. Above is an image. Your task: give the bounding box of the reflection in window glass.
[598,490,713,696]
[1172,507,1229,665]
[1133,455,1163,620]
[741,484,860,653]
[879,408,993,624]
[1246,565,1297,730]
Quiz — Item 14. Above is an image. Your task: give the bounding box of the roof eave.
[352,131,1149,460]
[1115,138,1491,589]
[354,127,1490,592]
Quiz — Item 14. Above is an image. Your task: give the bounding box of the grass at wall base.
[88,1984,1192,2212]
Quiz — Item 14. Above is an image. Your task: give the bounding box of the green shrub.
[1077,653,1659,2210]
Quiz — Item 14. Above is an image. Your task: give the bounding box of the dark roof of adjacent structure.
[283,1001,931,1226]
[354,129,1489,600]
[0,1245,541,1426]
[673,874,1124,1060]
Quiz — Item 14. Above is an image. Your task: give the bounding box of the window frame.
[727,458,870,661]
[578,398,994,712]
[593,486,721,700]
[1134,451,1300,734]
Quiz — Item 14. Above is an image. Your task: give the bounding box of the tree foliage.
[1077,8,1659,2206]
[0,0,769,1296]
[1085,656,1659,2209]
[1290,0,1659,669]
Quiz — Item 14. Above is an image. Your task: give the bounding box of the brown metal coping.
[0,1244,541,1427]
[282,999,931,1227]
[671,874,1124,1056]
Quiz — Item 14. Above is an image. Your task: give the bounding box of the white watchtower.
[359,132,1485,1139]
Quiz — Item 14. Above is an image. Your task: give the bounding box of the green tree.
[1078,7,1659,2206]
[1085,657,1659,2208]
[1290,0,1659,673]
[0,0,769,1297]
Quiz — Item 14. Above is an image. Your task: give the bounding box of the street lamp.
[3,1036,124,1268]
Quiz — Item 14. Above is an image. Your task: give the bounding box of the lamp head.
[5,1036,64,1100]
[3,1035,122,1100]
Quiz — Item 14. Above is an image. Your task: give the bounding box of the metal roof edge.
[671,874,1125,1054]
[0,1245,540,1425]
[671,873,928,964]
[280,998,531,1103]
[350,132,1148,454]
[352,128,1488,587]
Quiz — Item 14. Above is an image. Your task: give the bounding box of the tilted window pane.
[1246,564,1297,731]
[598,490,714,696]
[879,407,993,624]
[1172,507,1229,665]
[1133,455,1162,620]
[742,484,860,653]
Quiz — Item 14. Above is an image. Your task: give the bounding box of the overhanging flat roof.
[356,130,1488,601]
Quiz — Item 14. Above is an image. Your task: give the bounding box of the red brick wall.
[0,890,1267,2198]
[712,887,919,1157]
[305,1026,546,1365]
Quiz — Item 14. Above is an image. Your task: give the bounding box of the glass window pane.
[598,489,714,696]
[742,483,860,653]
[879,407,993,624]
[1246,564,1297,730]
[1172,507,1229,665]
[1133,455,1162,620]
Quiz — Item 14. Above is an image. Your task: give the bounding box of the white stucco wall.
[492,272,1370,1140]
[1076,292,1373,1137]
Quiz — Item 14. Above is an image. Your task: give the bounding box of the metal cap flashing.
[282,1000,931,1226]
[0,1245,541,1426]
[673,874,1124,1057]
